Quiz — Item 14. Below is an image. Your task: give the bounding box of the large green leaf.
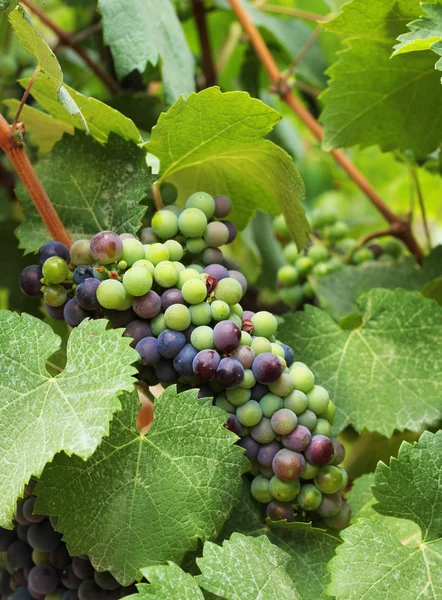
[321,0,442,157]
[127,562,205,600]
[16,133,153,254]
[328,431,442,599]
[97,0,195,103]
[35,388,249,585]
[0,313,138,528]
[278,289,442,436]
[148,88,309,249]
[9,6,85,128]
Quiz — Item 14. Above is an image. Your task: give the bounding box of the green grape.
[277,265,299,287]
[214,278,243,305]
[154,261,179,288]
[273,214,290,240]
[226,387,251,407]
[44,285,67,307]
[186,191,215,218]
[240,331,252,346]
[337,467,348,491]
[270,343,285,359]
[182,278,207,304]
[240,368,256,388]
[70,239,93,266]
[164,239,184,261]
[297,409,317,431]
[215,395,235,413]
[42,257,69,284]
[173,261,185,273]
[312,418,332,437]
[269,373,295,397]
[251,337,272,355]
[151,313,167,336]
[133,259,155,274]
[308,244,329,264]
[335,238,357,255]
[178,208,208,237]
[122,238,145,266]
[260,393,284,418]
[251,475,273,503]
[237,400,263,427]
[301,461,319,480]
[328,257,342,271]
[123,266,153,296]
[186,237,206,254]
[250,417,276,443]
[295,256,314,276]
[310,207,337,229]
[228,313,242,328]
[211,299,230,321]
[352,247,374,264]
[290,362,315,393]
[188,263,204,273]
[151,210,179,239]
[189,302,212,325]
[118,260,128,270]
[297,483,322,511]
[314,466,343,494]
[251,311,278,337]
[384,238,403,258]
[190,326,214,350]
[230,303,243,318]
[306,385,330,415]
[303,281,315,298]
[96,279,127,309]
[164,304,191,331]
[269,476,300,502]
[312,261,331,277]
[283,242,298,264]
[145,243,170,265]
[321,400,336,424]
[283,390,308,414]
[324,221,349,241]
[204,222,229,247]
[280,285,305,308]
[178,268,201,288]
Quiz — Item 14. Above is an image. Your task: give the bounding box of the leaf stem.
[0,113,72,248]
[151,181,164,211]
[11,65,41,136]
[228,0,424,264]
[21,0,121,95]
[410,167,431,251]
[344,226,399,263]
[286,25,322,77]
[191,0,217,87]
[254,3,328,22]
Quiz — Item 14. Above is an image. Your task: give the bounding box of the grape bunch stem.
[228,0,424,264]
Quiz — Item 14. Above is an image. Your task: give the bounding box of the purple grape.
[0,526,16,550]
[123,320,153,348]
[38,241,70,264]
[272,449,305,481]
[72,556,94,580]
[323,502,352,529]
[27,521,61,552]
[184,324,196,343]
[257,441,282,468]
[250,417,276,444]
[62,565,82,590]
[73,266,94,284]
[16,524,28,541]
[216,358,244,388]
[0,568,11,594]
[157,329,186,358]
[154,359,179,383]
[45,303,66,320]
[137,366,159,386]
[243,310,255,320]
[228,270,247,293]
[63,298,93,327]
[76,278,100,311]
[49,544,70,569]
[237,436,260,460]
[316,492,343,518]
[279,343,295,366]
[266,501,294,522]
[225,414,243,436]
[22,498,44,524]
[270,409,297,435]
[250,384,268,401]
[133,291,161,319]
[203,264,229,280]
[213,321,241,353]
[213,195,232,218]
[282,425,311,452]
[135,337,160,366]
[202,248,223,265]
[140,227,157,244]
[15,500,31,525]
[90,231,123,264]
[198,386,214,399]
[173,344,198,376]
[19,265,43,297]
[94,570,119,591]
[259,465,274,479]
[7,541,33,568]
[230,346,255,368]
[11,568,29,588]
[329,438,346,465]
[224,221,237,243]
[304,435,335,466]
[28,565,59,595]
[107,308,136,328]
[193,349,221,380]
[252,353,283,384]
[63,591,79,600]
[161,288,185,311]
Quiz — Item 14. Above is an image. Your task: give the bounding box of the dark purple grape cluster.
[0,484,136,599]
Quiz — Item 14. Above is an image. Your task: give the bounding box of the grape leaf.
[0,313,138,529]
[148,88,309,249]
[0,0,19,17]
[3,100,74,152]
[97,0,195,103]
[321,0,442,157]
[35,388,249,585]
[278,289,442,436]
[16,132,153,254]
[328,431,442,599]
[127,562,205,600]
[9,6,86,129]
[311,248,442,320]
[422,276,442,305]
[18,73,142,145]
[197,534,297,600]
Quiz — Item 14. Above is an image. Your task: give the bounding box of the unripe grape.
[186,191,216,218]
[271,409,297,435]
[251,475,273,503]
[297,483,322,511]
[269,476,300,502]
[151,210,179,239]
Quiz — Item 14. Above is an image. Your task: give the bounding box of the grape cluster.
[0,484,137,599]
[18,191,351,530]
[273,209,404,308]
